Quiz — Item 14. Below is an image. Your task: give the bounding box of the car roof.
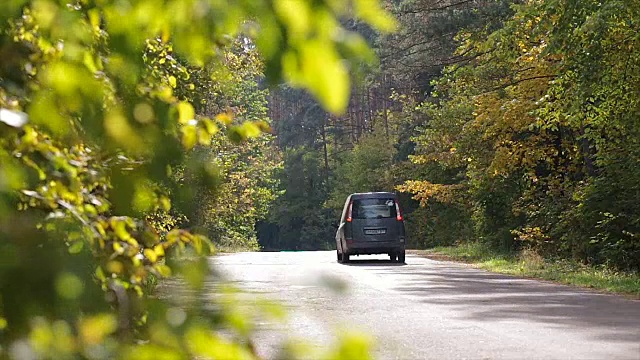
[349,192,397,200]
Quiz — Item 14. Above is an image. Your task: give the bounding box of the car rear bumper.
[344,240,405,255]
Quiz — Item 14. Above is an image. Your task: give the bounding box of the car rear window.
[352,198,397,219]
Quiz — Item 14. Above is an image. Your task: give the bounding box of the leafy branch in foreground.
[0,0,395,358]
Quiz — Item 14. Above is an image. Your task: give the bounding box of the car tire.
[337,250,342,262]
[389,253,397,262]
[342,253,350,263]
[398,252,405,263]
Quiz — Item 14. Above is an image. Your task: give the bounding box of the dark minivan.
[335,192,406,263]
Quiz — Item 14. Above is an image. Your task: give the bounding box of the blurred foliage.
[173,41,283,252]
[0,0,396,358]
[182,131,282,252]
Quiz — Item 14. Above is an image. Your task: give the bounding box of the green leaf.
[168,75,177,88]
[68,241,84,254]
[55,272,84,300]
[353,0,397,33]
[295,40,350,114]
[274,0,311,38]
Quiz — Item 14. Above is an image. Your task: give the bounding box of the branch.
[477,74,558,96]
[21,190,102,238]
[399,0,474,14]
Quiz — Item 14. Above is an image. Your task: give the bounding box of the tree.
[174,42,283,252]
[0,0,396,358]
[397,0,640,270]
[327,125,397,210]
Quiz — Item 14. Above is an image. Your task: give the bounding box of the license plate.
[365,229,386,235]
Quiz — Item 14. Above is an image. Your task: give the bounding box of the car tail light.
[395,202,403,221]
[346,201,353,222]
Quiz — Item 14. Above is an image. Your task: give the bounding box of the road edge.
[407,249,640,301]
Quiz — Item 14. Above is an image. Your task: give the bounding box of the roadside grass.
[215,244,260,253]
[426,242,640,298]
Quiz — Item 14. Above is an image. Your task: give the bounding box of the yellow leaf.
[177,102,195,124]
[144,248,157,263]
[181,125,197,150]
[106,260,124,274]
[79,314,117,345]
[88,9,101,30]
[155,264,172,277]
[215,112,233,125]
[185,325,254,360]
[197,127,212,145]
[201,118,218,135]
[154,244,165,257]
[240,122,262,138]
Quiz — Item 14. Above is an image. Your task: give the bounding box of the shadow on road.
[341,259,407,267]
[375,260,640,344]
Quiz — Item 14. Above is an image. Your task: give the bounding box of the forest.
[260,0,640,275]
[0,0,639,358]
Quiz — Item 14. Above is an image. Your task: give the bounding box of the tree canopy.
[259,0,640,273]
[3,0,640,358]
[0,1,395,358]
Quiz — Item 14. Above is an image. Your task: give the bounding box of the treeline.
[259,0,512,251]
[263,0,640,272]
[259,83,405,251]
[0,1,395,358]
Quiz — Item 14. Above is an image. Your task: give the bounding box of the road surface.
[211,251,640,360]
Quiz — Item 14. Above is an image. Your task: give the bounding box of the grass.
[215,243,260,253]
[423,242,640,298]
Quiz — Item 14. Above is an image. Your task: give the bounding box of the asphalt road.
[212,251,640,360]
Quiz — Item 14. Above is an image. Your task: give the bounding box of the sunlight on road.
[213,251,640,360]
